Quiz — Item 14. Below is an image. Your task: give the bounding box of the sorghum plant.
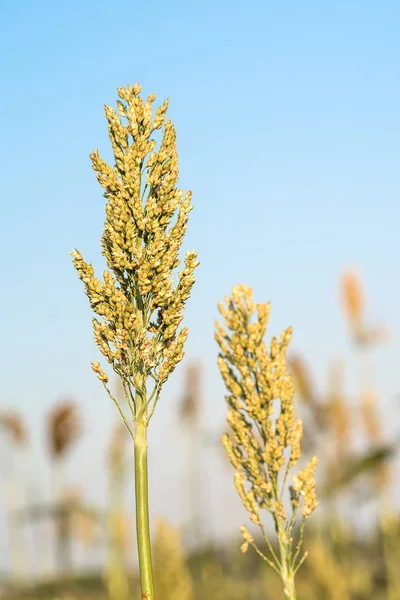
[47,400,81,574]
[0,410,28,582]
[72,83,198,599]
[215,285,318,600]
[152,519,194,600]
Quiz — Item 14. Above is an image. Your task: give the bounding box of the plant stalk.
[282,572,297,600]
[277,521,297,600]
[134,422,154,600]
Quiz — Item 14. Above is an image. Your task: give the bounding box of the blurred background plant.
[102,381,132,600]
[1,269,399,600]
[0,410,29,583]
[177,361,214,550]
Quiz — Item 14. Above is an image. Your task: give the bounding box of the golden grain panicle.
[216,284,318,593]
[72,83,199,424]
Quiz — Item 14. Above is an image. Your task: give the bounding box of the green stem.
[282,573,297,600]
[134,422,155,600]
[277,520,297,600]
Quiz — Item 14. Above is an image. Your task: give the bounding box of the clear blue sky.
[0,0,399,571]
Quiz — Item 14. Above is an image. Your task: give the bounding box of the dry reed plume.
[0,409,29,582]
[0,410,27,446]
[45,401,82,575]
[47,400,81,459]
[286,357,315,409]
[178,362,208,545]
[340,269,387,348]
[179,362,202,424]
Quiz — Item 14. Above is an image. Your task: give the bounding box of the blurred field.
[1,269,399,600]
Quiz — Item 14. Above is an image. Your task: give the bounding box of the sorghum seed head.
[72,84,198,422]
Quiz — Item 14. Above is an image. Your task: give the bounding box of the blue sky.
[0,0,399,572]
